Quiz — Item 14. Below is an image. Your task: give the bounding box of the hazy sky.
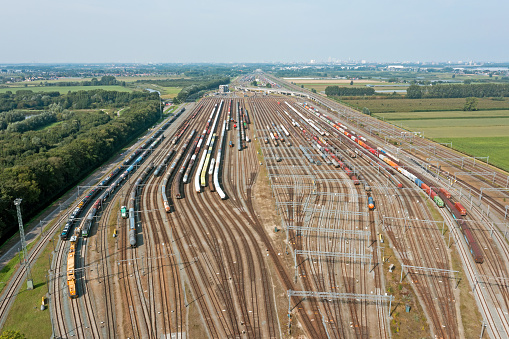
[2,0,508,63]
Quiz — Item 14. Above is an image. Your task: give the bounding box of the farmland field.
[285,78,387,84]
[393,120,509,138]
[375,108,509,171]
[0,85,133,94]
[434,136,509,172]
[376,110,509,121]
[286,78,392,92]
[158,87,182,99]
[344,97,509,113]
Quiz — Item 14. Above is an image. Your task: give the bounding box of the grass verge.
[0,216,58,296]
[2,234,56,338]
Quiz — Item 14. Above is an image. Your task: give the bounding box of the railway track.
[6,85,509,338]
[266,77,509,336]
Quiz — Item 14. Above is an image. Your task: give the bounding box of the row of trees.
[0,110,26,130]
[406,83,509,99]
[325,86,375,97]
[0,91,161,243]
[135,78,206,88]
[0,110,111,168]
[0,89,158,113]
[41,75,126,87]
[5,111,56,133]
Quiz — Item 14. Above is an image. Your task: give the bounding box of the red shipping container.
[455,202,467,216]
[439,188,452,199]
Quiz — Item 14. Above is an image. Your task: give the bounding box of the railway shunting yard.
[1,74,509,339]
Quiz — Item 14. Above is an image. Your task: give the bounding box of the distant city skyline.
[1,0,508,64]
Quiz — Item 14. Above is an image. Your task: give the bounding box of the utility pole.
[14,198,33,290]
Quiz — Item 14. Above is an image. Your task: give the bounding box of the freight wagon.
[368,197,375,210]
[121,206,128,219]
[440,192,483,263]
[67,236,78,298]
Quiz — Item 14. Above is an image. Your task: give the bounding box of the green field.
[434,137,509,172]
[0,85,133,94]
[132,83,181,99]
[160,87,182,99]
[393,119,509,138]
[2,234,55,338]
[372,108,509,171]
[376,110,509,121]
[344,97,509,113]
[288,80,391,93]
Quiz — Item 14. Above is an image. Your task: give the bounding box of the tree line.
[0,110,26,130]
[0,91,161,244]
[0,89,156,113]
[40,75,126,87]
[135,78,205,88]
[5,111,56,133]
[406,83,509,99]
[325,86,375,97]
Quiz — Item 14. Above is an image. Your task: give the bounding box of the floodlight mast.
[14,198,33,289]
